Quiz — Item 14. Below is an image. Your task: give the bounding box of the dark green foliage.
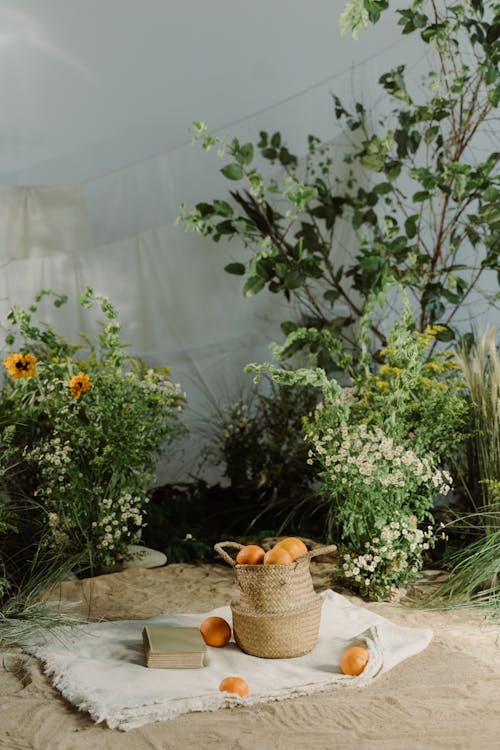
[142,380,326,561]
[142,481,304,563]
[203,377,319,515]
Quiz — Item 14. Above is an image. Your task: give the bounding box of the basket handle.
[214,541,244,567]
[302,544,337,561]
[215,540,337,566]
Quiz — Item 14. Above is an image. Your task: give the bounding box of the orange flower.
[3,352,37,379]
[69,372,92,399]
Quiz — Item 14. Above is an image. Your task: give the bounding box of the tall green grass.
[1,494,85,648]
[432,506,499,615]
[433,330,499,611]
[457,328,499,527]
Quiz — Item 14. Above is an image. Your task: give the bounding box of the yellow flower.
[415,330,434,346]
[418,376,434,388]
[375,379,389,390]
[379,364,403,377]
[425,324,446,336]
[3,352,37,379]
[423,361,444,374]
[69,372,92,399]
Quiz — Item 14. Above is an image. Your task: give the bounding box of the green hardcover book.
[142,626,207,669]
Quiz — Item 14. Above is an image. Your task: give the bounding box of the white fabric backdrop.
[0,16,496,481]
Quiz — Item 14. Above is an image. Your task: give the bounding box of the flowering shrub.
[341,512,447,601]
[0,290,184,574]
[247,293,469,597]
[306,421,451,546]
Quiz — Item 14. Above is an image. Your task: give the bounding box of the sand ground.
[1,562,499,750]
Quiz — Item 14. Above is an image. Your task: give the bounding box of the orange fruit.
[263,546,293,565]
[199,616,231,647]
[274,537,308,561]
[219,676,249,697]
[340,646,369,676]
[236,544,266,565]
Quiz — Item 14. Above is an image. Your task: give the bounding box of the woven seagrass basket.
[214,540,337,658]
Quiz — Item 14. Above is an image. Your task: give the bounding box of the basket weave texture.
[214,540,337,659]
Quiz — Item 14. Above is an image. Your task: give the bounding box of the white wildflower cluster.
[342,514,447,600]
[140,369,184,402]
[338,387,356,405]
[25,436,73,500]
[222,401,251,437]
[92,493,147,551]
[47,511,70,546]
[306,422,452,495]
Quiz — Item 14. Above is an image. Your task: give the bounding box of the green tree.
[180,0,499,372]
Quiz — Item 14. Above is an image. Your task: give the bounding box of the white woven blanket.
[24,590,432,731]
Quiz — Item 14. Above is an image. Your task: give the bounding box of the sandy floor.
[0,562,499,750]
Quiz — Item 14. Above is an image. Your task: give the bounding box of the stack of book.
[142,626,207,669]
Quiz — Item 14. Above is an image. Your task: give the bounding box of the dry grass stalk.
[456,328,500,534]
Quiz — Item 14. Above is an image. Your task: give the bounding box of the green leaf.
[405,215,419,238]
[441,289,461,304]
[385,160,401,181]
[433,325,455,342]
[256,258,273,280]
[220,163,244,180]
[333,95,350,120]
[233,218,253,233]
[479,203,500,228]
[422,284,446,321]
[359,255,384,273]
[364,0,389,23]
[243,276,265,297]
[483,186,498,202]
[239,143,254,166]
[421,23,446,44]
[275,263,288,278]
[413,190,431,202]
[261,148,277,160]
[215,220,235,236]
[424,125,439,145]
[373,182,392,195]
[284,269,305,290]
[360,153,386,171]
[271,132,282,148]
[213,200,234,216]
[281,321,298,335]
[323,289,340,303]
[279,147,297,167]
[224,263,246,275]
[195,202,214,216]
[379,66,411,104]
